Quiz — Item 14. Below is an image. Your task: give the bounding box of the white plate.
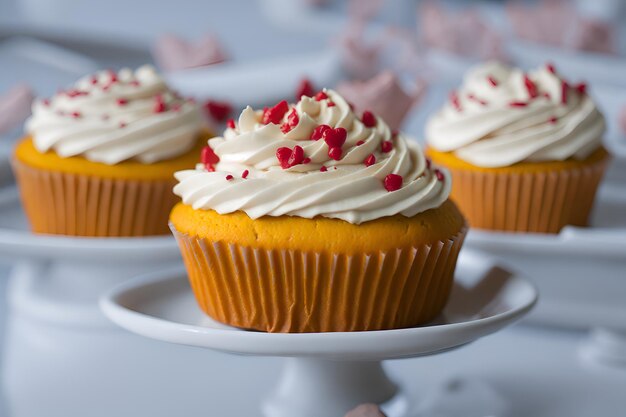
[0,187,178,262]
[100,249,537,361]
[465,181,626,331]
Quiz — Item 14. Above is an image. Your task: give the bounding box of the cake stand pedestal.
[100,252,537,417]
[465,182,626,370]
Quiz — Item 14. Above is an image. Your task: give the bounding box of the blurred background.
[0,1,625,416]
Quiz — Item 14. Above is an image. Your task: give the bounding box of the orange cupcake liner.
[448,156,608,233]
[12,158,178,237]
[171,223,467,333]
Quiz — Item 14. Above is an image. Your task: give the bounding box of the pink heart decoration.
[506,0,616,54]
[418,1,506,60]
[153,34,227,72]
[337,71,426,130]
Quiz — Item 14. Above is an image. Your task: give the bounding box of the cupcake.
[12,65,210,237]
[426,61,609,233]
[171,89,466,333]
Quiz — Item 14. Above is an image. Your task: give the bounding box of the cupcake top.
[425,61,606,168]
[25,65,202,165]
[174,89,450,224]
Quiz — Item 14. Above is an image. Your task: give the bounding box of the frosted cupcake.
[171,89,466,333]
[12,65,210,237]
[426,61,609,233]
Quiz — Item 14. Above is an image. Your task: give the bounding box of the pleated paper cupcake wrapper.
[171,224,467,333]
[448,157,608,234]
[12,159,178,237]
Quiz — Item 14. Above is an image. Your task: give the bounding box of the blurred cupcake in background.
[171,89,466,333]
[426,61,609,233]
[12,65,211,237]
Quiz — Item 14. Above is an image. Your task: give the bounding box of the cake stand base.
[264,359,404,417]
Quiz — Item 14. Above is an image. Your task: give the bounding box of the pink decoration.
[506,0,615,54]
[344,404,387,417]
[153,34,227,72]
[0,84,34,135]
[570,18,615,54]
[418,1,506,60]
[347,0,384,22]
[337,71,425,130]
[336,21,382,80]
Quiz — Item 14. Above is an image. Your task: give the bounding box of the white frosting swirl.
[174,89,451,224]
[426,61,606,168]
[26,65,202,165]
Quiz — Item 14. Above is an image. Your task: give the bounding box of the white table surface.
[0,1,625,416]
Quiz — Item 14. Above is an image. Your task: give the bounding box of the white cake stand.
[100,250,537,417]
[465,181,626,367]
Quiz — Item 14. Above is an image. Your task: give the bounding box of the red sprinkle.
[546,62,556,74]
[467,94,487,106]
[276,145,305,169]
[487,75,498,87]
[361,111,377,128]
[302,157,311,164]
[314,91,328,101]
[323,127,347,148]
[117,98,128,106]
[509,101,528,108]
[384,174,403,192]
[548,116,558,124]
[262,100,290,125]
[450,91,462,111]
[42,99,50,106]
[204,100,233,122]
[435,169,444,181]
[575,82,587,95]
[320,166,328,172]
[242,170,249,179]
[523,74,538,99]
[296,78,315,99]
[392,130,399,137]
[90,76,98,85]
[381,140,393,153]
[561,80,569,105]
[543,92,551,99]
[281,108,299,134]
[226,175,234,181]
[327,101,336,107]
[130,80,141,87]
[119,122,127,128]
[200,146,220,171]
[356,140,365,146]
[172,103,182,112]
[328,146,342,161]
[108,70,118,83]
[153,96,166,113]
[226,119,236,129]
[364,154,376,167]
[66,89,88,98]
[310,124,331,140]
[71,111,82,118]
